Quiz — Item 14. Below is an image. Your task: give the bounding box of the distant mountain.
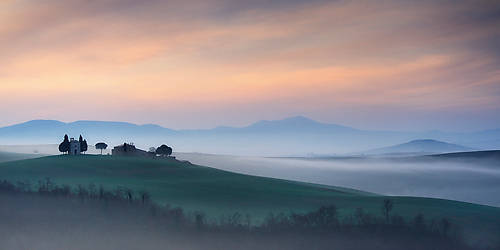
[0,117,498,156]
[205,116,358,134]
[246,116,357,133]
[364,139,473,155]
[0,120,175,145]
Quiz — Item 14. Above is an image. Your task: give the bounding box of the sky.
[1,0,499,131]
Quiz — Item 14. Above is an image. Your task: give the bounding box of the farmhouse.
[112,143,153,157]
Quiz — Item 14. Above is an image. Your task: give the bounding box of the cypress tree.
[58,134,70,154]
[82,139,88,154]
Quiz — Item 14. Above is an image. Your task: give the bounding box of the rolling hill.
[0,151,41,163]
[0,155,499,246]
[415,150,500,166]
[429,149,500,159]
[364,139,473,155]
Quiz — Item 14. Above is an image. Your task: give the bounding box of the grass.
[0,155,499,246]
[0,151,39,163]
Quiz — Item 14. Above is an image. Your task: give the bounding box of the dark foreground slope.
[0,189,476,250]
[0,155,499,246]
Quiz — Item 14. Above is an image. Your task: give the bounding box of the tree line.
[58,134,173,157]
[0,178,478,250]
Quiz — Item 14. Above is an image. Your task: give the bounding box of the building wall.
[69,140,81,155]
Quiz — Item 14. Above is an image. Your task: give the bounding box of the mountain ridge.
[0,117,498,156]
[363,139,473,155]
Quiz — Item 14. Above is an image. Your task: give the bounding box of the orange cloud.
[0,0,499,129]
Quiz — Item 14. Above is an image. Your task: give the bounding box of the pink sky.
[1,0,499,131]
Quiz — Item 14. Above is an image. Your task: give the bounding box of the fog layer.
[175,153,500,207]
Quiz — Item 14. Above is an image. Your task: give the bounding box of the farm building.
[69,138,81,155]
[112,143,153,157]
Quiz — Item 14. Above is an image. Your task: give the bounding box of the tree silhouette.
[82,140,88,154]
[382,199,393,223]
[139,190,151,205]
[440,218,451,236]
[58,134,70,154]
[95,142,108,155]
[156,144,172,157]
[79,135,88,154]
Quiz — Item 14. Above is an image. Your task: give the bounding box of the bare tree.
[440,218,451,236]
[139,190,151,205]
[382,199,393,223]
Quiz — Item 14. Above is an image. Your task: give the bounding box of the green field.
[0,151,40,163]
[0,155,499,246]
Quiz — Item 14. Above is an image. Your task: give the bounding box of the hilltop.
[0,155,371,217]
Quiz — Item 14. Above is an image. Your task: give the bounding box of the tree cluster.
[58,134,88,154]
[156,144,173,157]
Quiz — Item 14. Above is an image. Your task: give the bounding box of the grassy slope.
[429,150,500,161]
[0,155,499,245]
[0,151,40,163]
